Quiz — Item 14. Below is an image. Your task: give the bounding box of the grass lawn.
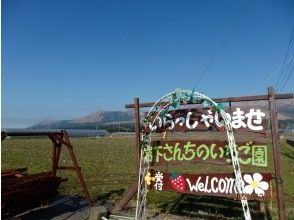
[1,135,294,219]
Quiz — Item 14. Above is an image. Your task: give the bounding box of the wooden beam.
[125,93,293,108]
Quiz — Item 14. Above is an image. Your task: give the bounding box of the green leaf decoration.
[172,100,178,108]
[210,103,224,113]
[215,103,224,113]
[188,89,195,103]
[170,172,181,179]
[160,109,169,117]
[202,100,209,108]
[218,103,224,110]
[160,101,168,108]
[172,92,177,100]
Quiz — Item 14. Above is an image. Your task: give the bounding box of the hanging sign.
[146,170,272,200]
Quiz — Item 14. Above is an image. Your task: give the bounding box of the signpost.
[112,87,293,220]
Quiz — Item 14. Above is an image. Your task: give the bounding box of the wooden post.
[134,97,141,175]
[54,134,62,176]
[52,142,57,176]
[55,133,63,172]
[62,131,93,207]
[55,144,61,170]
[268,87,286,220]
[111,180,138,212]
[112,98,141,212]
[49,134,63,176]
[48,134,58,176]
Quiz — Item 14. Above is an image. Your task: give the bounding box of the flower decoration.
[145,172,155,185]
[243,173,269,197]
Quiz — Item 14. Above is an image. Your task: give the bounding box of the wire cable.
[192,1,248,89]
[249,55,294,95]
[276,27,294,89]
[280,57,294,90]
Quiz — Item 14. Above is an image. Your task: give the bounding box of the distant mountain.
[278,102,294,120]
[29,111,135,131]
[72,111,133,124]
[30,118,59,128]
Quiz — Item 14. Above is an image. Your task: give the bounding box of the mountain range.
[29,111,135,132]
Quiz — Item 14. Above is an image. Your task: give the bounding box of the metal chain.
[220,108,251,220]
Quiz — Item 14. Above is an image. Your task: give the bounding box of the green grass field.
[1,136,294,219]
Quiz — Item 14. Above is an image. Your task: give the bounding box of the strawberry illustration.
[169,172,186,192]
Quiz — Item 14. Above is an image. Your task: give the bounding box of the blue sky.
[2,0,294,128]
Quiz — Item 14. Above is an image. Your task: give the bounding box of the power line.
[251,26,294,94]
[276,27,294,89]
[249,55,294,94]
[280,57,294,90]
[192,1,248,89]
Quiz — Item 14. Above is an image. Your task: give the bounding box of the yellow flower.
[145,172,155,185]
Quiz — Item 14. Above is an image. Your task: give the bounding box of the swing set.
[1,130,92,215]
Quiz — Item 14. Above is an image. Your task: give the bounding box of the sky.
[2,0,294,128]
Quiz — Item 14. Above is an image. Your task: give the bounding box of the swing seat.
[1,168,67,215]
